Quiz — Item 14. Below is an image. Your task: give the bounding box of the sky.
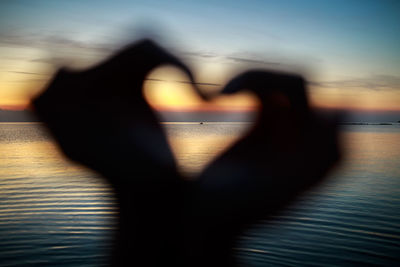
[0,0,399,118]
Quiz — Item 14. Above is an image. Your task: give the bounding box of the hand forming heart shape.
[32,39,340,267]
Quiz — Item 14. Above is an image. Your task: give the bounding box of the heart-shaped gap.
[144,66,260,178]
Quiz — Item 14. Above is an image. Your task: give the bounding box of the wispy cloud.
[183,51,218,59]
[6,71,47,76]
[175,80,220,87]
[0,30,115,54]
[311,75,400,91]
[5,78,47,83]
[42,35,115,53]
[0,31,38,47]
[226,56,280,66]
[145,78,220,87]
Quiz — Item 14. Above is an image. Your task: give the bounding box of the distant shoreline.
[339,122,398,125]
[1,109,399,124]
[1,121,399,126]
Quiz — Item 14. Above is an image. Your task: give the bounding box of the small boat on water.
[200,122,204,125]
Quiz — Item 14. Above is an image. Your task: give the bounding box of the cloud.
[183,51,284,68]
[311,75,400,91]
[29,56,81,66]
[6,78,47,83]
[146,78,164,82]
[1,71,49,83]
[42,35,115,53]
[226,56,280,66]
[0,31,41,48]
[145,78,220,87]
[183,51,218,58]
[0,30,115,54]
[6,71,47,76]
[175,80,220,87]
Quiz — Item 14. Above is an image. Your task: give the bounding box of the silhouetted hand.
[186,70,340,266]
[33,39,199,266]
[33,39,199,180]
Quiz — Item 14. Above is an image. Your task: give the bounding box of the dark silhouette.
[32,39,340,266]
[186,71,340,266]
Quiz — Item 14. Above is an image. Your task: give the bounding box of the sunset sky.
[0,0,399,117]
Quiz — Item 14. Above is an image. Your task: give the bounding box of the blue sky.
[0,0,399,112]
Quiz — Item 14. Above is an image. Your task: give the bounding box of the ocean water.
[0,122,399,266]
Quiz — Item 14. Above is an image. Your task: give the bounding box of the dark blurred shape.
[187,71,340,266]
[33,39,193,266]
[33,39,340,266]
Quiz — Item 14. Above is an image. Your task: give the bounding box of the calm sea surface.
[1,122,399,266]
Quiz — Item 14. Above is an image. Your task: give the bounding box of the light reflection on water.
[1,122,399,266]
[165,122,252,177]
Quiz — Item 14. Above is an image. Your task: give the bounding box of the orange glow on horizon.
[143,73,261,112]
[309,90,400,112]
[0,105,29,111]
[1,65,399,114]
